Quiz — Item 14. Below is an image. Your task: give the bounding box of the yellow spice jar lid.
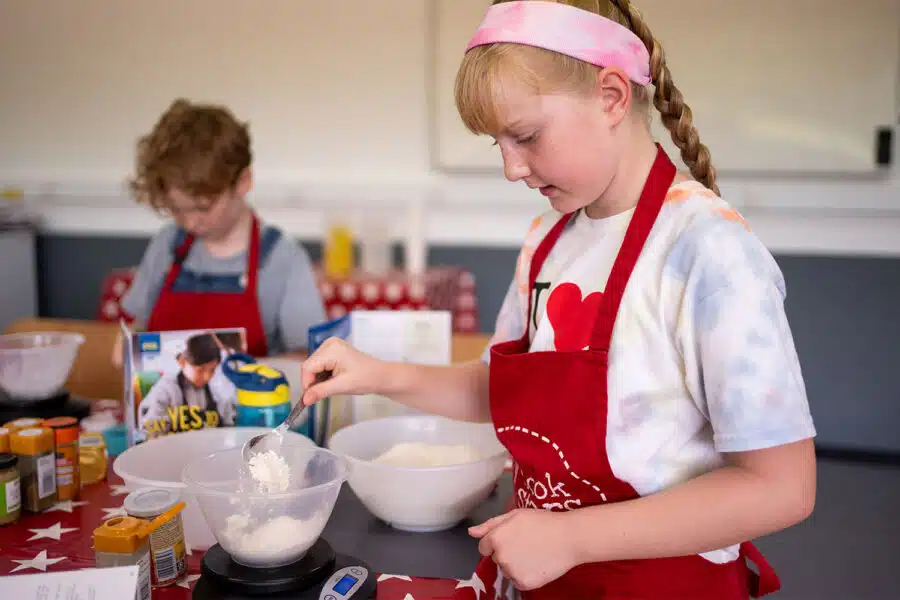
[0,427,9,453]
[4,418,45,433]
[10,427,54,455]
[93,516,150,554]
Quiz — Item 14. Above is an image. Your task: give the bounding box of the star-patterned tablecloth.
[0,460,489,599]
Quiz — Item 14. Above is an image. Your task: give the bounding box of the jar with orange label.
[10,427,57,512]
[124,488,187,587]
[44,417,80,500]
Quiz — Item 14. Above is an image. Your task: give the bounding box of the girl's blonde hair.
[455,0,719,195]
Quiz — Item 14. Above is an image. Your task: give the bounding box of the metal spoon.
[241,370,332,461]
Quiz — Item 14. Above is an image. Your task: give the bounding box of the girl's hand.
[300,337,384,405]
[469,508,580,591]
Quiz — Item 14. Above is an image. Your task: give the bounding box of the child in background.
[299,1,816,598]
[112,98,325,365]
[138,333,234,438]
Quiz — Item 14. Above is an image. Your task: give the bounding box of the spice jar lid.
[79,432,107,448]
[0,427,9,453]
[0,453,17,470]
[10,427,54,455]
[3,418,45,433]
[93,516,150,554]
[124,488,180,518]
[44,416,80,444]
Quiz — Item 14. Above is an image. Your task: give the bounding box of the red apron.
[466,146,781,599]
[146,214,269,357]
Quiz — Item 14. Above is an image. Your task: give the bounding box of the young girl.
[302,1,816,597]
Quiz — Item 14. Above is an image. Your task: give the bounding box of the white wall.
[3,0,899,256]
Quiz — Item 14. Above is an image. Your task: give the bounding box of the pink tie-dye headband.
[465,1,652,85]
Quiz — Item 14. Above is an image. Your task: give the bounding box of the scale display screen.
[332,574,359,595]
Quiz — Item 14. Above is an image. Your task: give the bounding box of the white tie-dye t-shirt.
[483,181,816,564]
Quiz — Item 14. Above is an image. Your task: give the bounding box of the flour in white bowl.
[373,442,482,467]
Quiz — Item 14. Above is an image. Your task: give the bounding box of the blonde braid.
[608,0,720,195]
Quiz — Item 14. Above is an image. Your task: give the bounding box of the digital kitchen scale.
[191,538,377,600]
[0,388,92,423]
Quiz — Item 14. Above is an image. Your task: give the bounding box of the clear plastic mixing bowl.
[182,444,347,568]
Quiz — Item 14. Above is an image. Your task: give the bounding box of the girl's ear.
[594,66,632,127]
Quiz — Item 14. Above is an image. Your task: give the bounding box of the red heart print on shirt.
[545,282,603,351]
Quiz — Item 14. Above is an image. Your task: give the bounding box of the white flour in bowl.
[373,442,482,467]
[222,511,329,566]
[224,450,327,565]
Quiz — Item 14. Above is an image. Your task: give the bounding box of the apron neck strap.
[523,144,676,350]
[523,211,575,340]
[589,145,675,349]
[245,214,262,291]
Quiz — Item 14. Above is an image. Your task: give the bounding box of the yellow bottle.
[324,223,354,279]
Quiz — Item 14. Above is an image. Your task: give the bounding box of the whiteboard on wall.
[432,0,900,175]
[0,0,429,190]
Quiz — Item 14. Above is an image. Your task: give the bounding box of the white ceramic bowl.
[0,332,84,400]
[113,427,315,549]
[183,445,346,568]
[328,415,508,532]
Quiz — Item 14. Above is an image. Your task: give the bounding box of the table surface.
[0,459,510,600]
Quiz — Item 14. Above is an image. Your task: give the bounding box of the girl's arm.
[566,438,816,563]
[380,360,492,423]
[302,276,524,423]
[301,342,493,423]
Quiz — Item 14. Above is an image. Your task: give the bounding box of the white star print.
[177,574,201,589]
[46,500,89,513]
[101,505,128,519]
[10,550,66,573]
[109,484,131,496]
[456,572,486,599]
[377,574,413,582]
[27,522,79,541]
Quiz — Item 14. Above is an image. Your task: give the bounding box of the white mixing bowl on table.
[113,427,315,550]
[327,414,509,532]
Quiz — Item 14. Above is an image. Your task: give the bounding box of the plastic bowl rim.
[181,445,349,501]
[0,332,86,352]
[111,427,315,489]
[327,414,510,474]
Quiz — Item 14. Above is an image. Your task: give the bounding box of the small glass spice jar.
[10,426,57,512]
[79,432,108,487]
[124,488,187,587]
[0,453,21,525]
[44,417,80,500]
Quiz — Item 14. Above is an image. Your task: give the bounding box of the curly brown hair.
[127,98,253,212]
[454,0,719,195]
